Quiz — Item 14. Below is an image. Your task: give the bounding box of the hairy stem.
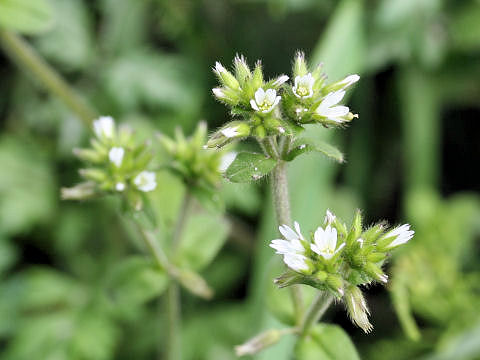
[165,191,192,360]
[299,292,334,338]
[0,30,97,126]
[271,159,304,323]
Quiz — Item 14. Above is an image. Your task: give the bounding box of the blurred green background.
[0,0,479,359]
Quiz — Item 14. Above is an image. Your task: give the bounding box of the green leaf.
[286,138,344,163]
[177,214,229,271]
[106,256,169,308]
[225,152,277,183]
[0,0,54,34]
[296,324,361,360]
[191,185,225,213]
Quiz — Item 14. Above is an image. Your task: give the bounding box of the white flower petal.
[250,99,259,111]
[273,75,289,87]
[283,253,309,272]
[265,89,277,104]
[325,105,350,118]
[385,224,414,248]
[221,127,239,138]
[279,224,299,242]
[318,90,346,113]
[134,171,157,192]
[339,74,360,88]
[294,221,304,240]
[254,88,266,105]
[109,147,124,167]
[93,116,115,139]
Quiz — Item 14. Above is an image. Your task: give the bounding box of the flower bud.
[213,61,240,89]
[264,117,286,135]
[364,262,388,284]
[234,54,251,84]
[367,252,386,263]
[293,51,308,77]
[252,61,264,89]
[177,268,214,300]
[206,122,250,148]
[347,209,363,245]
[235,329,282,356]
[326,274,344,297]
[253,125,266,139]
[323,74,360,93]
[79,168,107,182]
[73,148,104,163]
[61,182,96,200]
[344,286,373,333]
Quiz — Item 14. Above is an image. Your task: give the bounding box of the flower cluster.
[62,116,157,208]
[270,209,414,332]
[158,121,232,190]
[207,52,359,148]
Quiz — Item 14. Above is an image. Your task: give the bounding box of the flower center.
[296,85,310,97]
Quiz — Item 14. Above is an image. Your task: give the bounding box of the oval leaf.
[106,256,169,308]
[0,0,54,34]
[296,324,360,360]
[225,152,277,183]
[286,138,344,163]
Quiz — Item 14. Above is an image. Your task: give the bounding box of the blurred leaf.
[311,0,366,79]
[106,256,169,308]
[450,4,480,52]
[103,51,203,114]
[286,137,344,163]
[70,310,119,360]
[191,185,225,213]
[0,136,56,235]
[177,213,229,271]
[221,181,261,216]
[0,235,18,275]
[225,152,277,183]
[0,0,54,35]
[35,0,93,70]
[295,324,361,360]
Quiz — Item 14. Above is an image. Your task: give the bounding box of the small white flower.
[219,151,237,172]
[133,171,157,192]
[221,126,239,138]
[93,116,115,139]
[283,253,310,273]
[270,222,305,256]
[272,75,289,87]
[384,224,414,249]
[115,182,126,192]
[337,74,360,89]
[315,90,350,123]
[311,225,345,260]
[109,147,124,167]
[293,73,314,98]
[250,88,281,113]
[324,209,336,225]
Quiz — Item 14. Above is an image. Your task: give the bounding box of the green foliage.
[295,324,360,360]
[106,256,169,309]
[225,152,277,183]
[285,137,344,163]
[0,0,54,34]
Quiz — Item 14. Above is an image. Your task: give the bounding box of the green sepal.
[285,138,344,163]
[225,152,277,183]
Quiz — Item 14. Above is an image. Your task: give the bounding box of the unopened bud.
[61,182,97,200]
[326,274,344,297]
[79,168,107,182]
[293,51,308,77]
[344,286,373,333]
[252,61,264,89]
[234,54,251,84]
[177,269,213,300]
[235,329,282,356]
[213,61,239,89]
[364,262,388,284]
[73,148,104,163]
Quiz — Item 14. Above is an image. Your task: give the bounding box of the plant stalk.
[299,292,334,338]
[165,191,192,360]
[271,159,304,323]
[0,30,97,126]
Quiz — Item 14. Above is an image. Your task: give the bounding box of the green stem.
[298,292,334,338]
[271,159,304,323]
[0,29,97,126]
[165,191,192,360]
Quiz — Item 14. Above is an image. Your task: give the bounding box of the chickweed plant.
[64,52,414,358]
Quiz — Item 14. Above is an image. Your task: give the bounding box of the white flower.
[324,209,336,225]
[311,225,345,260]
[272,75,289,87]
[133,171,157,192]
[93,116,115,139]
[384,224,414,249]
[283,253,310,273]
[221,126,239,138]
[214,61,227,75]
[219,151,237,172]
[115,182,126,192]
[337,74,360,89]
[293,73,314,98]
[315,90,350,123]
[109,147,124,167]
[270,222,311,273]
[250,88,280,113]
